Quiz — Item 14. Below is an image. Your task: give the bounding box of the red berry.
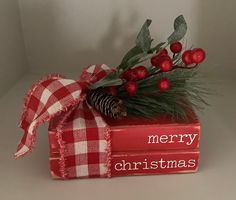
[121,70,129,79]
[125,81,138,96]
[157,78,171,92]
[170,42,182,53]
[122,69,137,81]
[159,56,173,72]
[133,66,149,80]
[182,50,193,65]
[121,69,131,79]
[156,48,168,56]
[107,86,117,96]
[151,49,168,67]
[191,48,206,64]
[151,55,161,67]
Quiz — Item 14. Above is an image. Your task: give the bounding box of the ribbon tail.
[15,122,37,158]
[15,74,84,159]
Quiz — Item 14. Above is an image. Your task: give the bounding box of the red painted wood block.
[48,109,201,178]
[105,111,200,152]
[110,121,200,152]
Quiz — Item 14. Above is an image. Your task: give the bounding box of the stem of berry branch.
[149,64,198,76]
[175,64,198,69]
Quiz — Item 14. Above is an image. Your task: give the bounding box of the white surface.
[0,74,235,200]
[0,0,28,96]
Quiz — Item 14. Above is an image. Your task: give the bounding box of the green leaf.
[118,48,149,71]
[135,19,152,52]
[117,19,153,71]
[126,52,148,67]
[121,46,142,64]
[89,73,123,89]
[118,46,143,70]
[149,42,166,53]
[167,15,187,44]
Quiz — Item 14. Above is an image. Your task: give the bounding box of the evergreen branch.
[148,64,199,77]
[117,68,209,120]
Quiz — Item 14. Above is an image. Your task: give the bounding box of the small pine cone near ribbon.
[86,89,127,119]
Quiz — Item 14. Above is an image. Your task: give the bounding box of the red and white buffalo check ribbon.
[15,64,113,178]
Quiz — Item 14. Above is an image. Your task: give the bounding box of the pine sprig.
[117,68,209,120]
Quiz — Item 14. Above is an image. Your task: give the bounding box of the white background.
[0,0,236,200]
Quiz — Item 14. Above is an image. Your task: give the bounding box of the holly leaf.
[167,15,187,44]
[89,72,123,89]
[136,19,152,52]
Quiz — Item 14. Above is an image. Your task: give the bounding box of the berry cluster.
[122,66,149,96]
[122,66,149,81]
[151,49,173,72]
[112,41,206,97]
[149,42,205,94]
[182,48,206,65]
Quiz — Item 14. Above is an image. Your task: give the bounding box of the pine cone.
[86,89,126,119]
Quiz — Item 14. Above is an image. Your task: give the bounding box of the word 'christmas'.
[114,158,196,171]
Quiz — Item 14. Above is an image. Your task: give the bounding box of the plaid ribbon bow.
[15,64,113,178]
